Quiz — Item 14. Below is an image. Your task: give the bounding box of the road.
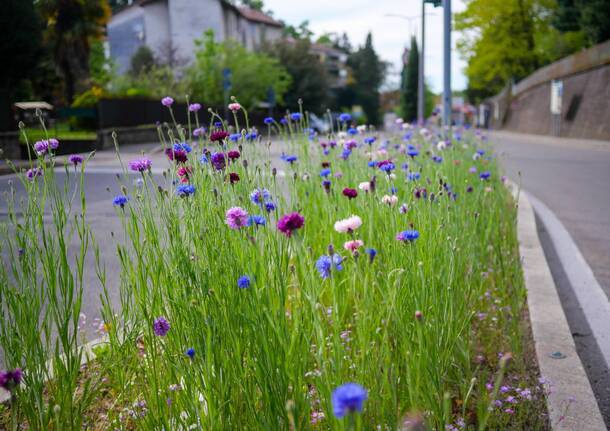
[492,130,610,425]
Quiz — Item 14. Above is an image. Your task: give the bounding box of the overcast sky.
[264,0,467,93]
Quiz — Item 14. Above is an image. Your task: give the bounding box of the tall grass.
[0,105,546,430]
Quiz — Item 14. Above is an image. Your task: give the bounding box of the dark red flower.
[229,172,240,184]
[165,148,188,163]
[342,188,358,199]
[228,150,241,161]
[321,161,331,168]
[210,130,229,143]
[277,212,305,237]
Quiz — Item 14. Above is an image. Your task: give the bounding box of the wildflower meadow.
[0,100,550,430]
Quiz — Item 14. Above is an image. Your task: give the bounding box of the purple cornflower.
[153,317,170,336]
[264,202,276,213]
[193,127,206,137]
[128,158,152,172]
[161,97,174,107]
[396,230,420,242]
[331,383,367,418]
[0,368,22,391]
[68,154,84,166]
[188,103,201,112]
[49,138,59,149]
[480,171,491,180]
[34,140,49,155]
[277,212,304,237]
[225,207,249,230]
[210,152,226,170]
[250,188,271,205]
[26,167,42,180]
[377,160,395,172]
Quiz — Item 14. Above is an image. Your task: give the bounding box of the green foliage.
[282,21,314,40]
[265,38,329,113]
[185,30,291,109]
[456,0,543,102]
[347,33,385,125]
[129,45,156,77]
[110,65,186,100]
[37,0,111,102]
[579,0,610,44]
[401,37,419,122]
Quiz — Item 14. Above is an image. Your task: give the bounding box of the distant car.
[309,113,330,134]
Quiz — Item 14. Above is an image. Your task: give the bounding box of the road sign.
[222,68,232,91]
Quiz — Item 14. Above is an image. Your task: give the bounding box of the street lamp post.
[442,0,452,132]
[417,0,425,125]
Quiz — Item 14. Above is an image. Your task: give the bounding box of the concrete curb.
[511,183,606,430]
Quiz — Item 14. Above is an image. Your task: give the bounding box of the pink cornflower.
[225,207,249,230]
[188,103,201,112]
[334,215,362,234]
[344,239,363,253]
[128,158,152,172]
[277,212,305,237]
[228,102,242,112]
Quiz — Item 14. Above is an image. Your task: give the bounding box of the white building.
[108,0,283,73]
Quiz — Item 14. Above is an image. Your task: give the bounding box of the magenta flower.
[228,102,242,112]
[161,97,174,107]
[277,212,305,237]
[26,167,42,180]
[189,103,202,112]
[34,140,49,155]
[225,207,249,229]
[0,368,22,392]
[128,158,152,172]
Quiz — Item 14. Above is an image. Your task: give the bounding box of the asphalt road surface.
[492,130,610,425]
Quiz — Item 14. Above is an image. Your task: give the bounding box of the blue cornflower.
[185,348,195,358]
[237,275,251,289]
[280,118,288,125]
[401,163,409,171]
[480,171,491,180]
[229,133,241,142]
[250,188,271,205]
[290,112,302,121]
[389,186,397,194]
[396,230,420,242]
[315,254,343,279]
[407,147,419,157]
[320,168,331,178]
[365,248,377,263]
[265,201,276,213]
[432,156,443,163]
[282,154,298,164]
[245,132,257,141]
[264,117,274,125]
[379,162,395,172]
[247,215,266,227]
[364,136,376,145]
[332,383,368,418]
[200,154,209,164]
[323,149,330,156]
[347,127,358,135]
[113,195,129,208]
[339,113,351,122]
[367,161,377,168]
[476,149,485,156]
[403,132,413,140]
[214,121,222,128]
[176,184,195,197]
[341,149,352,160]
[407,172,420,181]
[173,142,192,153]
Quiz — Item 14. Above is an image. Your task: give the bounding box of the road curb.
[511,183,605,430]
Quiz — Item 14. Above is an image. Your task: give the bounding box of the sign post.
[223,68,232,122]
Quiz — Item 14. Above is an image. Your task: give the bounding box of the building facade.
[108,0,283,74]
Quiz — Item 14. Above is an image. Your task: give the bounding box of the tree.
[347,33,385,125]
[37,0,110,103]
[0,0,44,129]
[456,0,543,102]
[239,0,264,10]
[129,46,156,77]
[282,21,314,40]
[579,0,610,44]
[401,37,419,122]
[265,38,329,113]
[185,30,291,110]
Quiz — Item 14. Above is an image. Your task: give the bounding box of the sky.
[264,0,468,94]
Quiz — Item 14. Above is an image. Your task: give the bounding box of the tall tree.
[38,0,110,103]
[265,38,329,113]
[579,0,610,44]
[0,0,43,129]
[347,33,385,125]
[401,37,419,122]
[456,0,542,102]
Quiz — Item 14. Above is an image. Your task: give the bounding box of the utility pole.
[417,0,425,125]
[442,0,452,131]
